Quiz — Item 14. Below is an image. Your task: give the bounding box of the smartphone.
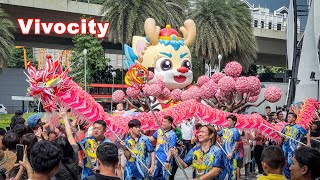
[5,127,11,132]
[16,144,24,163]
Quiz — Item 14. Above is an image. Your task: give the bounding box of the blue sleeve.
[152,130,158,139]
[213,149,225,169]
[218,130,223,137]
[125,137,129,147]
[183,148,194,166]
[281,125,286,134]
[145,138,154,152]
[169,131,177,147]
[81,137,88,147]
[233,129,240,141]
[298,125,307,136]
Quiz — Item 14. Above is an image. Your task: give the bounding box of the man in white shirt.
[180,118,195,155]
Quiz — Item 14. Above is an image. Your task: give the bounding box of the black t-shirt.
[311,130,320,137]
[84,174,121,180]
[315,120,320,132]
[54,145,79,180]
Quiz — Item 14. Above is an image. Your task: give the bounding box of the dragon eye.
[161,59,172,71]
[182,59,192,70]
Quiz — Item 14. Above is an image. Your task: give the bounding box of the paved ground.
[175,167,258,180]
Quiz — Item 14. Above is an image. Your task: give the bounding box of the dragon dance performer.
[80,120,113,179]
[149,116,177,180]
[218,114,240,180]
[120,119,155,180]
[279,112,307,179]
[167,125,224,180]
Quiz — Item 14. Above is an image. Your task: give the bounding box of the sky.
[247,0,309,30]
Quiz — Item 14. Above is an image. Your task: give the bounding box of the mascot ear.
[124,36,150,69]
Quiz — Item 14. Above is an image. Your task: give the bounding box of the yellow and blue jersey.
[281,124,307,179]
[152,129,177,162]
[218,128,240,180]
[80,136,112,179]
[218,128,240,155]
[281,124,307,151]
[183,145,224,179]
[152,129,177,179]
[124,135,154,179]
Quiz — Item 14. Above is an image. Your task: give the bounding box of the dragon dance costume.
[183,145,224,179]
[152,129,177,180]
[218,128,240,180]
[124,135,154,180]
[81,136,112,179]
[281,124,307,179]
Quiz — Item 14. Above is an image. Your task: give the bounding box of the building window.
[277,23,282,30]
[261,21,264,28]
[268,22,272,29]
[254,20,258,27]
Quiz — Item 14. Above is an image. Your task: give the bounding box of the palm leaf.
[0,6,14,67]
[190,0,258,72]
[101,0,187,44]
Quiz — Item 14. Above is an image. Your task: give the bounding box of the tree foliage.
[189,0,258,73]
[7,47,33,69]
[100,0,188,44]
[70,33,109,85]
[0,6,15,68]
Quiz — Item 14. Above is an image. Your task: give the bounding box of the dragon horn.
[180,19,196,46]
[144,18,160,45]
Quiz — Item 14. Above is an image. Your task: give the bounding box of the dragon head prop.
[125,18,196,90]
[27,54,71,112]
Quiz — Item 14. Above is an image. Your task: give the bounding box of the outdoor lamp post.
[83,49,88,92]
[310,71,320,100]
[218,54,222,72]
[110,70,116,112]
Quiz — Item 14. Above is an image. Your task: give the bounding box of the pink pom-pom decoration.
[247,76,261,93]
[197,75,210,87]
[142,84,150,96]
[171,89,182,101]
[112,90,125,103]
[160,88,171,100]
[126,87,140,99]
[251,88,261,96]
[181,90,192,101]
[153,79,165,90]
[147,71,154,80]
[218,76,236,92]
[146,84,162,97]
[188,86,202,99]
[224,61,243,77]
[200,82,216,99]
[211,72,225,83]
[235,77,250,94]
[248,95,259,103]
[264,86,282,103]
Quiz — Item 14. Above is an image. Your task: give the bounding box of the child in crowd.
[258,145,286,180]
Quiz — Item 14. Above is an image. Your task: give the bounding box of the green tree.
[70,34,109,85]
[189,0,258,73]
[7,47,33,68]
[100,0,188,44]
[0,6,15,68]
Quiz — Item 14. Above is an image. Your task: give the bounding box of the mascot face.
[125,19,196,90]
[143,43,193,89]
